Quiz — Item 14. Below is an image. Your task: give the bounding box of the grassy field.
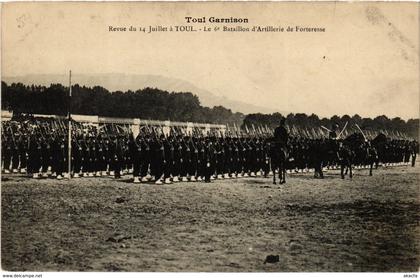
[1,164,419,272]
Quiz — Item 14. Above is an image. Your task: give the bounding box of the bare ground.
[1,165,419,272]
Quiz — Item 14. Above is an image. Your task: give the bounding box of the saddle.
[273,141,288,159]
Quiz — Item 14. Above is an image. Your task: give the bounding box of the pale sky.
[2,2,419,119]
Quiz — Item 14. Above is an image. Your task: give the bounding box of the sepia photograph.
[1,1,419,274]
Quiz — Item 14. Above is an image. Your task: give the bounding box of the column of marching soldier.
[1,119,418,183]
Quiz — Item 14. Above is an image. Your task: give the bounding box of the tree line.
[242,113,419,139]
[2,81,418,139]
[1,82,244,125]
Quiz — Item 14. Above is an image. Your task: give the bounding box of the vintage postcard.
[1,1,419,274]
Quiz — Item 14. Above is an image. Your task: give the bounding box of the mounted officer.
[329,123,339,140]
[274,118,289,150]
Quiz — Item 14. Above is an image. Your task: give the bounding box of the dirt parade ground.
[1,164,419,272]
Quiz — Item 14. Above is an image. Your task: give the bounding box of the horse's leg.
[349,163,353,179]
[319,161,324,179]
[341,163,345,179]
[282,164,286,184]
[279,162,283,184]
[369,161,373,176]
[273,165,277,184]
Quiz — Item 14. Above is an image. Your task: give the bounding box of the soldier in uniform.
[215,137,225,179]
[1,132,7,172]
[255,136,265,176]
[232,136,240,177]
[122,136,132,175]
[41,135,52,177]
[223,136,233,178]
[112,136,124,179]
[312,139,325,179]
[243,137,252,177]
[189,135,199,181]
[203,137,214,183]
[104,136,112,175]
[59,136,68,179]
[51,134,61,179]
[81,136,89,176]
[94,135,104,176]
[238,138,247,177]
[151,134,165,184]
[163,135,174,184]
[180,135,191,181]
[89,136,98,176]
[197,137,206,181]
[273,118,289,184]
[72,135,83,178]
[27,131,42,178]
[172,134,182,182]
[410,140,418,167]
[2,131,13,173]
[11,132,21,173]
[140,132,152,182]
[18,133,28,173]
[274,118,289,147]
[129,132,142,183]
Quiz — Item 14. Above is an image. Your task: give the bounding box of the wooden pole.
[67,70,72,178]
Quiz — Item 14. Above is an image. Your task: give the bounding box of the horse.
[339,133,367,179]
[324,138,339,170]
[371,133,388,168]
[269,139,288,184]
[352,140,378,176]
[341,132,382,178]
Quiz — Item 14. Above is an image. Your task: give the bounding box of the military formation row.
[1,119,418,183]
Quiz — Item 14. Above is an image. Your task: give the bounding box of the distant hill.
[3,73,283,115]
